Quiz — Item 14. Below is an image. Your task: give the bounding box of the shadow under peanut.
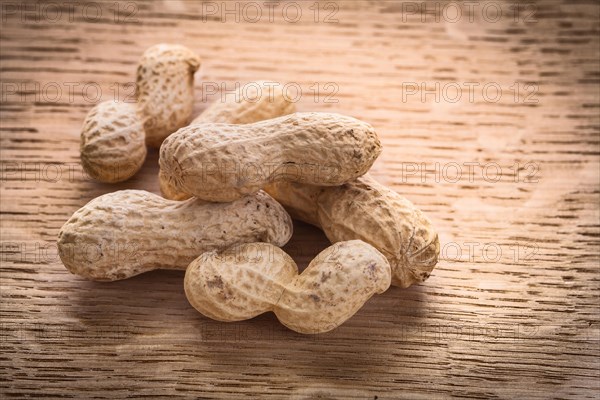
[65,269,189,333]
[188,286,428,384]
[65,219,429,383]
[282,220,331,270]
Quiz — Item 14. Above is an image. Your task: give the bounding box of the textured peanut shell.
[265,174,440,288]
[159,169,191,201]
[192,81,295,125]
[160,81,296,200]
[80,101,146,183]
[184,240,391,334]
[57,190,292,281]
[159,112,382,202]
[137,44,201,148]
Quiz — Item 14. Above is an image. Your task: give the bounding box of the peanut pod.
[159,112,382,202]
[184,240,391,334]
[265,175,440,287]
[58,190,292,281]
[80,44,200,183]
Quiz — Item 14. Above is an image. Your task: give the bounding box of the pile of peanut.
[58,44,440,334]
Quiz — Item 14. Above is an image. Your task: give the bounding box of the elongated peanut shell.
[160,81,296,200]
[137,44,201,147]
[265,175,440,288]
[159,112,382,202]
[58,190,292,281]
[192,81,295,125]
[184,240,391,334]
[80,101,146,183]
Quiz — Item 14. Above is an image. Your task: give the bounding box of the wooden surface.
[1,1,599,398]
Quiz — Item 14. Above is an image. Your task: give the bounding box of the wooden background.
[1,0,599,398]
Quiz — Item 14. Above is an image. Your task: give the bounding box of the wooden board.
[1,1,599,398]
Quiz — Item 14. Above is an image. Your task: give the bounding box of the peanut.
[80,44,200,183]
[80,102,146,183]
[137,44,201,148]
[265,174,440,288]
[159,112,382,202]
[192,81,295,125]
[184,240,391,334]
[160,81,296,200]
[57,190,292,281]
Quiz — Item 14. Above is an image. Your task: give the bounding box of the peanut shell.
[265,174,440,287]
[58,190,293,281]
[159,112,382,202]
[184,240,391,334]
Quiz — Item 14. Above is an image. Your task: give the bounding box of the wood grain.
[1,0,599,398]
